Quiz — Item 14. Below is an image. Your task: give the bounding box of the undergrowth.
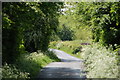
[2,51,60,79]
[81,43,119,78]
[2,63,29,79]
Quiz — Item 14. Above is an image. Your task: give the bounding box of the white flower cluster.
[81,43,118,78]
[2,63,30,79]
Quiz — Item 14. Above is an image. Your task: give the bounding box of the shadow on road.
[38,67,86,78]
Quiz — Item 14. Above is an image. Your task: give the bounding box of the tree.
[2,2,63,63]
[57,24,74,41]
[72,2,120,48]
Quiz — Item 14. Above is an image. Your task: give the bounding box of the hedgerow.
[2,63,30,79]
[2,51,60,79]
[81,43,118,78]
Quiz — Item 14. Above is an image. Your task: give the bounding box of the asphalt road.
[37,49,86,79]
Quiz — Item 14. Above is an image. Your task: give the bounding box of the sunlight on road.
[38,49,86,79]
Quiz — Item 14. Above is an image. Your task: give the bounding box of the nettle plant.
[81,43,118,78]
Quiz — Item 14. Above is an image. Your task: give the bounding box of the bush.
[81,43,118,78]
[2,63,30,79]
[57,25,74,41]
[72,46,82,54]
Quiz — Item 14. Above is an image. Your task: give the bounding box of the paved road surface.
[37,49,86,79]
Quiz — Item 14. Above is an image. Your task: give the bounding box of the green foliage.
[2,51,60,79]
[57,3,92,41]
[14,51,60,78]
[57,25,74,41]
[2,63,30,79]
[50,2,92,41]
[2,2,63,63]
[81,43,118,78]
[74,27,92,40]
[23,2,63,52]
[72,46,82,54]
[73,2,120,47]
[50,31,61,41]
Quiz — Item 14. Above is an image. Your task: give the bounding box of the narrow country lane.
[37,49,86,79]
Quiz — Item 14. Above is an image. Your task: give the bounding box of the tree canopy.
[2,2,63,63]
[61,2,120,47]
